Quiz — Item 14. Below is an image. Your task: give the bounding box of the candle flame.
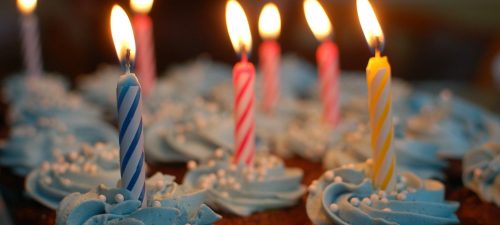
[111,5,136,63]
[357,0,384,51]
[130,0,154,14]
[304,0,332,41]
[258,3,281,40]
[226,0,252,55]
[17,0,37,15]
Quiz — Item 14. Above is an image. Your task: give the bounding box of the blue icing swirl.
[145,98,231,163]
[399,92,500,159]
[307,166,459,225]
[0,118,117,175]
[25,143,120,209]
[323,122,447,179]
[463,142,500,206]
[183,151,305,216]
[78,65,120,113]
[56,172,221,225]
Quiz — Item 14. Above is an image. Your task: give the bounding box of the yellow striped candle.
[357,0,396,191]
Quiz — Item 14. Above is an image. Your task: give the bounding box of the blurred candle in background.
[258,3,281,114]
[226,0,256,166]
[17,0,42,77]
[131,0,156,96]
[304,0,340,128]
[357,0,396,191]
[111,5,147,206]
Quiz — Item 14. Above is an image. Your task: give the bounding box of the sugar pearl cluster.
[39,143,119,186]
[192,150,280,194]
[287,122,328,158]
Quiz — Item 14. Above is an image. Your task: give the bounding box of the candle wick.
[125,49,131,73]
[373,37,382,57]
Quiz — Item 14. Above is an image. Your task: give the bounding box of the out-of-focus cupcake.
[183,150,305,216]
[25,143,120,209]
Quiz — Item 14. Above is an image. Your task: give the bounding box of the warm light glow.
[357,0,384,50]
[304,0,332,41]
[111,5,136,62]
[226,0,252,54]
[130,0,154,14]
[17,0,37,15]
[258,3,281,40]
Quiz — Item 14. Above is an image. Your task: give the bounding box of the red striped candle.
[317,40,340,127]
[233,55,256,165]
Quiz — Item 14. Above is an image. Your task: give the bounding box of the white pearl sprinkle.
[214,149,224,158]
[114,194,124,203]
[308,185,316,193]
[334,176,343,183]
[474,168,482,178]
[233,182,241,190]
[390,191,397,196]
[153,200,162,207]
[98,195,107,201]
[383,208,391,212]
[350,198,360,206]
[396,193,407,201]
[370,194,379,202]
[381,198,389,204]
[187,160,197,170]
[407,187,416,193]
[68,151,79,161]
[221,192,229,198]
[400,176,407,184]
[207,160,216,167]
[361,198,372,206]
[41,161,50,172]
[155,180,164,189]
[329,203,339,212]
[324,171,335,180]
[217,169,226,177]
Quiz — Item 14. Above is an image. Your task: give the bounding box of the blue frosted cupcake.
[2,73,68,104]
[307,164,459,225]
[463,142,500,206]
[56,172,221,225]
[25,143,120,209]
[0,117,117,175]
[183,150,305,216]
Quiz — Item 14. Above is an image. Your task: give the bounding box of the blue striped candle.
[117,72,146,205]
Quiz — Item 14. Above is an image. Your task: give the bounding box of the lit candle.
[17,0,42,77]
[226,0,255,165]
[110,5,146,205]
[130,0,156,96]
[304,0,340,128]
[357,0,396,191]
[258,3,281,114]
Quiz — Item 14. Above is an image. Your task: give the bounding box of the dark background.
[1,0,500,93]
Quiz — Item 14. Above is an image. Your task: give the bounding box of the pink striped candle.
[259,41,280,114]
[131,0,156,96]
[304,0,340,128]
[233,55,256,165]
[258,3,281,114]
[317,40,340,127]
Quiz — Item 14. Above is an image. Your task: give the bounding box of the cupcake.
[463,142,500,206]
[323,122,448,180]
[401,91,500,159]
[183,150,305,216]
[0,117,117,175]
[25,143,120,209]
[307,164,459,225]
[145,98,231,163]
[55,172,221,225]
[78,65,119,115]
[2,73,68,104]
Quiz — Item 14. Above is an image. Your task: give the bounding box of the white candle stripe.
[120,103,142,158]
[118,88,138,121]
